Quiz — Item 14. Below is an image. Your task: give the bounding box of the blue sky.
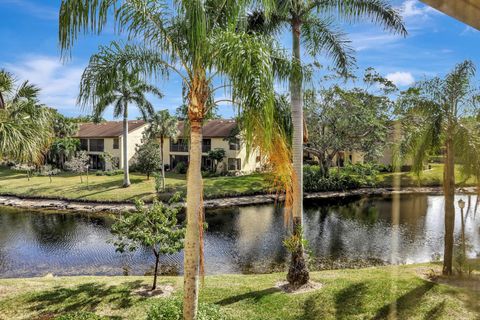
[1,0,479,120]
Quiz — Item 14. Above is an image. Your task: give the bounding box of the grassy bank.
[0,164,475,203]
[0,264,478,320]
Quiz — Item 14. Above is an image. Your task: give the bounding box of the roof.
[421,0,480,30]
[74,120,146,138]
[177,119,237,138]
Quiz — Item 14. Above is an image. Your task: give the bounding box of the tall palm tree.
[78,68,162,187]
[249,0,406,287]
[145,109,179,190]
[59,1,278,318]
[0,69,53,163]
[398,60,479,275]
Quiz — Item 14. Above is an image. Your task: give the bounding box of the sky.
[1,0,479,120]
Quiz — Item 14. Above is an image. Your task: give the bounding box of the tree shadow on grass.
[373,281,435,319]
[27,280,144,315]
[215,287,280,306]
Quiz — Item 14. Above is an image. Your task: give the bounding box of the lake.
[0,194,479,278]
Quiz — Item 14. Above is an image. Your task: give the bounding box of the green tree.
[135,137,162,180]
[65,151,90,183]
[78,67,162,188]
[59,1,278,317]
[50,137,80,169]
[207,148,226,173]
[249,0,406,287]
[0,70,53,163]
[111,200,185,291]
[145,110,178,190]
[397,60,479,276]
[304,70,394,176]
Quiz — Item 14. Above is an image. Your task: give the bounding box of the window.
[80,139,88,151]
[113,138,119,149]
[170,138,188,152]
[228,158,241,171]
[89,139,104,152]
[229,138,240,150]
[202,139,211,153]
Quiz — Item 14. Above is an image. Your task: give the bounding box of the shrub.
[175,162,187,174]
[303,165,361,192]
[147,297,227,320]
[95,169,124,176]
[54,312,107,320]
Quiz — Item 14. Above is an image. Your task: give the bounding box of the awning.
[420,0,480,30]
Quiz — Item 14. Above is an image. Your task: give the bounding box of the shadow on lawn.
[299,281,440,320]
[28,281,144,316]
[215,287,280,306]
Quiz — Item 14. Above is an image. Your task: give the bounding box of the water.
[0,194,479,278]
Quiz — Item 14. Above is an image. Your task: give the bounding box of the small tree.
[207,148,226,173]
[12,163,36,181]
[65,151,89,183]
[135,138,162,180]
[40,165,61,183]
[111,199,185,290]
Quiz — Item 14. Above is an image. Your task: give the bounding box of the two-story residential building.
[74,120,148,170]
[164,119,260,173]
[73,119,260,173]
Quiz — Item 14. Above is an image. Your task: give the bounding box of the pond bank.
[0,186,477,213]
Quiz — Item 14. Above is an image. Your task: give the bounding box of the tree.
[397,60,479,276]
[65,151,90,183]
[145,110,178,190]
[0,69,53,163]
[248,0,406,287]
[39,165,61,183]
[59,1,278,317]
[207,148,226,173]
[50,137,80,169]
[12,163,36,181]
[304,70,394,176]
[78,66,162,188]
[111,199,184,291]
[135,137,162,180]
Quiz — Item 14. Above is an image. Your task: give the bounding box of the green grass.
[0,264,478,319]
[0,164,475,203]
[0,167,271,202]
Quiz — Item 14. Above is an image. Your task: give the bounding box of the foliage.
[51,110,79,138]
[342,162,382,187]
[0,69,53,163]
[147,297,227,320]
[174,162,187,174]
[12,163,36,181]
[95,169,124,176]
[49,137,80,169]
[152,172,163,195]
[39,165,61,183]
[304,69,393,176]
[54,312,107,320]
[303,165,361,192]
[135,138,162,180]
[111,199,184,289]
[65,151,89,183]
[207,148,226,172]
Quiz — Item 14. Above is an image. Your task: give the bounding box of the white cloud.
[3,55,85,114]
[349,33,401,51]
[386,71,415,86]
[400,0,438,19]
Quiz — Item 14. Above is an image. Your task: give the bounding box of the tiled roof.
[74,120,146,138]
[177,119,237,138]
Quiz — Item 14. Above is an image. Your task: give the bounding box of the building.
[73,119,261,173]
[73,120,148,170]
[163,119,260,173]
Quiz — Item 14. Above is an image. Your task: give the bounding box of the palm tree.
[78,68,162,187]
[398,60,479,275]
[59,1,278,318]
[145,109,179,190]
[0,69,53,163]
[249,0,406,287]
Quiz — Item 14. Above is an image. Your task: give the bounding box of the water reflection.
[0,194,478,277]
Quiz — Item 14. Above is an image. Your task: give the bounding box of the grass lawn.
[0,264,478,319]
[0,164,475,203]
[0,167,271,202]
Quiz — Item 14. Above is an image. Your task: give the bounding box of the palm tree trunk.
[183,119,202,320]
[160,139,165,191]
[287,17,309,287]
[443,136,455,275]
[122,106,131,187]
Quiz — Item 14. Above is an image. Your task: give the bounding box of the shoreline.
[0,186,477,213]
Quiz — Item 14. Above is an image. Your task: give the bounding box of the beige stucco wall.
[162,137,260,173]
